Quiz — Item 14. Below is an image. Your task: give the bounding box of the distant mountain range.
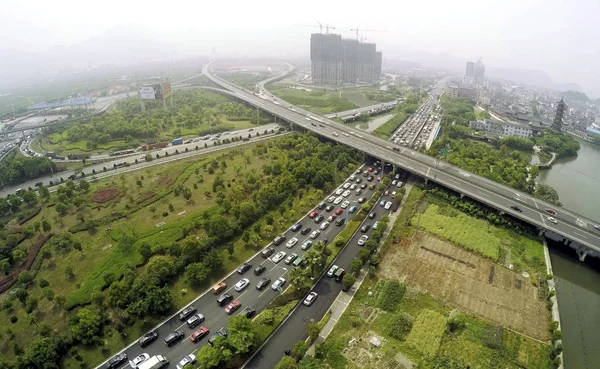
[485,68,583,93]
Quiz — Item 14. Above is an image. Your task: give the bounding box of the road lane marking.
[476,190,488,198]
[574,231,588,239]
[540,213,547,227]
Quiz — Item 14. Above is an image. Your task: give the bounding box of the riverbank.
[543,240,564,369]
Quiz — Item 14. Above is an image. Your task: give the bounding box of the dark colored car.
[314,215,325,224]
[291,223,302,232]
[179,305,197,321]
[361,224,371,233]
[301,227,312,235]
[325,205,334,212]
[254,265,267,276]
[106,353,127,369]
[511,205,522,212]
[241,307,256,319]
[369,212,376,219]
[164,331,185,346]
[256,277,271,290]
[360,183,367,189]
[261,247,275,258]
[334,268,346,282]
[237,262,252,274]
[208,329,228,346]
[273,235,286,246]
[217,293,233,306]
[317,202,326,209]
[139,331,158,348]
[335,218,346,226]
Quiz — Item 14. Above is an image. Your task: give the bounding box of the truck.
[137,355,169,369]
[140,143,168,151]
[172,138,183,145]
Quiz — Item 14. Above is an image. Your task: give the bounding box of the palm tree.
[303,249,321,279]
[288,267,310,290]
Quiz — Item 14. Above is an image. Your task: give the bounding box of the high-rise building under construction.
[310,33,382,85]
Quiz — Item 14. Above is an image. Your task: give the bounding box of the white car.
[391,191,397,197]
[328,196,336,203]
[286,237,299,248]
[384,201,393,210]
[373,221,379,230]
[334,196,343,205]
[129,354,150,368]
[391,180,398,186]
[576,218,587,228]
[234,278,250,292]
[272,277,286,291]
[332,132,339,137]
[396,182,403,188]
[335,188,344,196]
[343,133,349,137]
[341,201,350,209]
[350,184,357,190]
[342,190,351,198]
[320,221,330,230]
[303,292,318,306]
[309,230,321,239]
[176,354,196,369]
[343,182,351,189]
[547,216,558,224]
[271,251,287,263]
[358,235,369,246]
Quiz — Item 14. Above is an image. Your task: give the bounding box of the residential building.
[310,33,382,85]
[446,83,477,102]
[469,119,533,138]
[473,60,485,86]
[465,61,475,79]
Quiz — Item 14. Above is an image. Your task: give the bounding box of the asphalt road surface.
[96,164,382,369]
[243,168,408,369]
[203,65,600,254]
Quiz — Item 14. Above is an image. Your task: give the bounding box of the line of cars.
[509,205,600,230]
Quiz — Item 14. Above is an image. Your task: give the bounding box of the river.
[539,137,600,369]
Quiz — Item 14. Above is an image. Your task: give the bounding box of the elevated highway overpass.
[204,63,600,260]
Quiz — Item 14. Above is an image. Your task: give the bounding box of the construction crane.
[350,26,386,41]
[293,22,336,34]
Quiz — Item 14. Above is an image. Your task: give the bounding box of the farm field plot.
[378,232,550,341]
[405,309,447,357]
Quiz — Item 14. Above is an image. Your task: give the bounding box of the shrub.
[447,313,466,332]
[388,313,413,340]
[377,280,406,312]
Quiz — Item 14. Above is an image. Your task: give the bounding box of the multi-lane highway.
[0,125,281,198]
[203,64,600,256]
[96,165,380,369]
[244,169,408,369]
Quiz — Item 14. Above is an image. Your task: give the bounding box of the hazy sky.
[2,0,599,94]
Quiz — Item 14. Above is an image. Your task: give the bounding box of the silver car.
[271,251,286,263]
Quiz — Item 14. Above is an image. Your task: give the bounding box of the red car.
[368,167,374,172]
[309,210,318,218]
[335,208,343,215]
[545,208,556,215]
[225,300,241,314]
[327,214,337,222]
[190,326,210,342]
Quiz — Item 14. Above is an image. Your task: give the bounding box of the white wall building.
[469,119,533,138]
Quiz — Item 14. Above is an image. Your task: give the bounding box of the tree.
[64,266,75,279]
[139,242,152,260]
[196,344,223,369]
[0,259,10,275]
[342,273,356,291]
[43,287,55,301]
[53,295,66,309]
[73,242,83,253]
[146,255,176,284]
[42,219,52,233]
[55,202,68,215]
[350,258,363,276]
[275,356,298,369]
[70,307,103,345]
[227,315,260,354]
[185,262,209,285]
[534,183,562,206]
[78,180,90,192]
[21,337,60,369]
[288,267,310,289]
[21,190,38,205]
[18,270,33,284]
[291,340,309,359]
[183,187,193,202]
[307,322,320,343]
[12,249,26,265]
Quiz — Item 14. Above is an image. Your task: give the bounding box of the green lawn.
[373,111,408,138]
[268,88,358,115]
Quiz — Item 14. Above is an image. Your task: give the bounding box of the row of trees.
[0,151,57,185]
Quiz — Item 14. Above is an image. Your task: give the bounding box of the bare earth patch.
[90,187,120,203]
[379,232,550,341]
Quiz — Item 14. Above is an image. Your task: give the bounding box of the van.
[292,256,304,267]
[334,268,345,282]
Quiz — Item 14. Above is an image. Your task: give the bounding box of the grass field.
[269,88,358,115]
[372,111,408,139]
[412,204,500,259]
[39,118,257,156]
[406,309,447,357]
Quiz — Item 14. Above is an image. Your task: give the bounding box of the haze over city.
[1,0,599,95]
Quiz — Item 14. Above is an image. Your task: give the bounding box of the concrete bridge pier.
[460,193,465,199]
[576,245,589,262]
[538,229,546,237]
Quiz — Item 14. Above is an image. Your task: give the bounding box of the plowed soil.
[90,187,120,203]
[379,232,550,341]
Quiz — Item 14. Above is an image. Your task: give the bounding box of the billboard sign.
[161,83,172,100]
[139,86,156,100]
